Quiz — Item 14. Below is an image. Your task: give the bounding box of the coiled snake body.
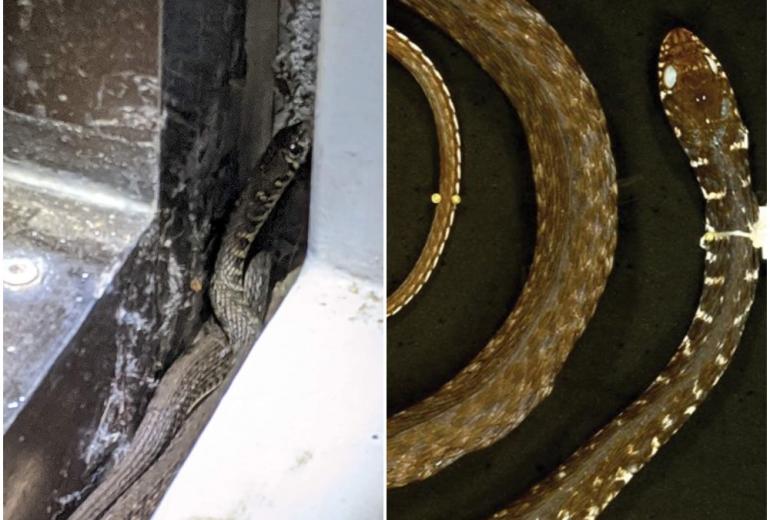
[70,122,311,519]
[386,26,462,317]
[389,2,760,517]
[388,0,618,488]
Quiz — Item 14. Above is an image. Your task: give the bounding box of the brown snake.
[386,26,462,317]
[388,0,618,488]
[493,27,760,518]
[388,2,761,517]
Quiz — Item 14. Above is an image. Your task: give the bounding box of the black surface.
[387,1,766,519]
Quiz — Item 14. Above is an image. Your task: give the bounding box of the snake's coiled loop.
[386,26,462,317]
[388,0,618,488]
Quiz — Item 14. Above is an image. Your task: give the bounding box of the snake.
[386,26,462,317]
[387,0,618,488]
[388,3,761,516]
[100,364,226,519]
[491,27,761,519]
[69,122,311,520]
[209,121,311,343]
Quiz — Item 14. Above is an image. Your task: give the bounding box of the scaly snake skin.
[211,122,311,344]
[386,26,462,317]
[388,0,618,487]
[70,123,311,519]
[492,28,760,519]
[69,324,234,520]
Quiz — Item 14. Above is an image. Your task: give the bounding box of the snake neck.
[210,122,310,342]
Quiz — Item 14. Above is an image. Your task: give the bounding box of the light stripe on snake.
[388,0,618,488]
[387,25,462,317]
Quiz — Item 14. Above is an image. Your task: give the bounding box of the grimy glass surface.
[3,0,159,429]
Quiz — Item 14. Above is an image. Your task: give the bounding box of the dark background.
[387,1,766,518]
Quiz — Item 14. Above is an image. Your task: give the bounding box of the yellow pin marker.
[431,193,442,204]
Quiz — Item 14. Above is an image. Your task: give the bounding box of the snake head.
[658,28,742,152]
[275,121,312,170]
